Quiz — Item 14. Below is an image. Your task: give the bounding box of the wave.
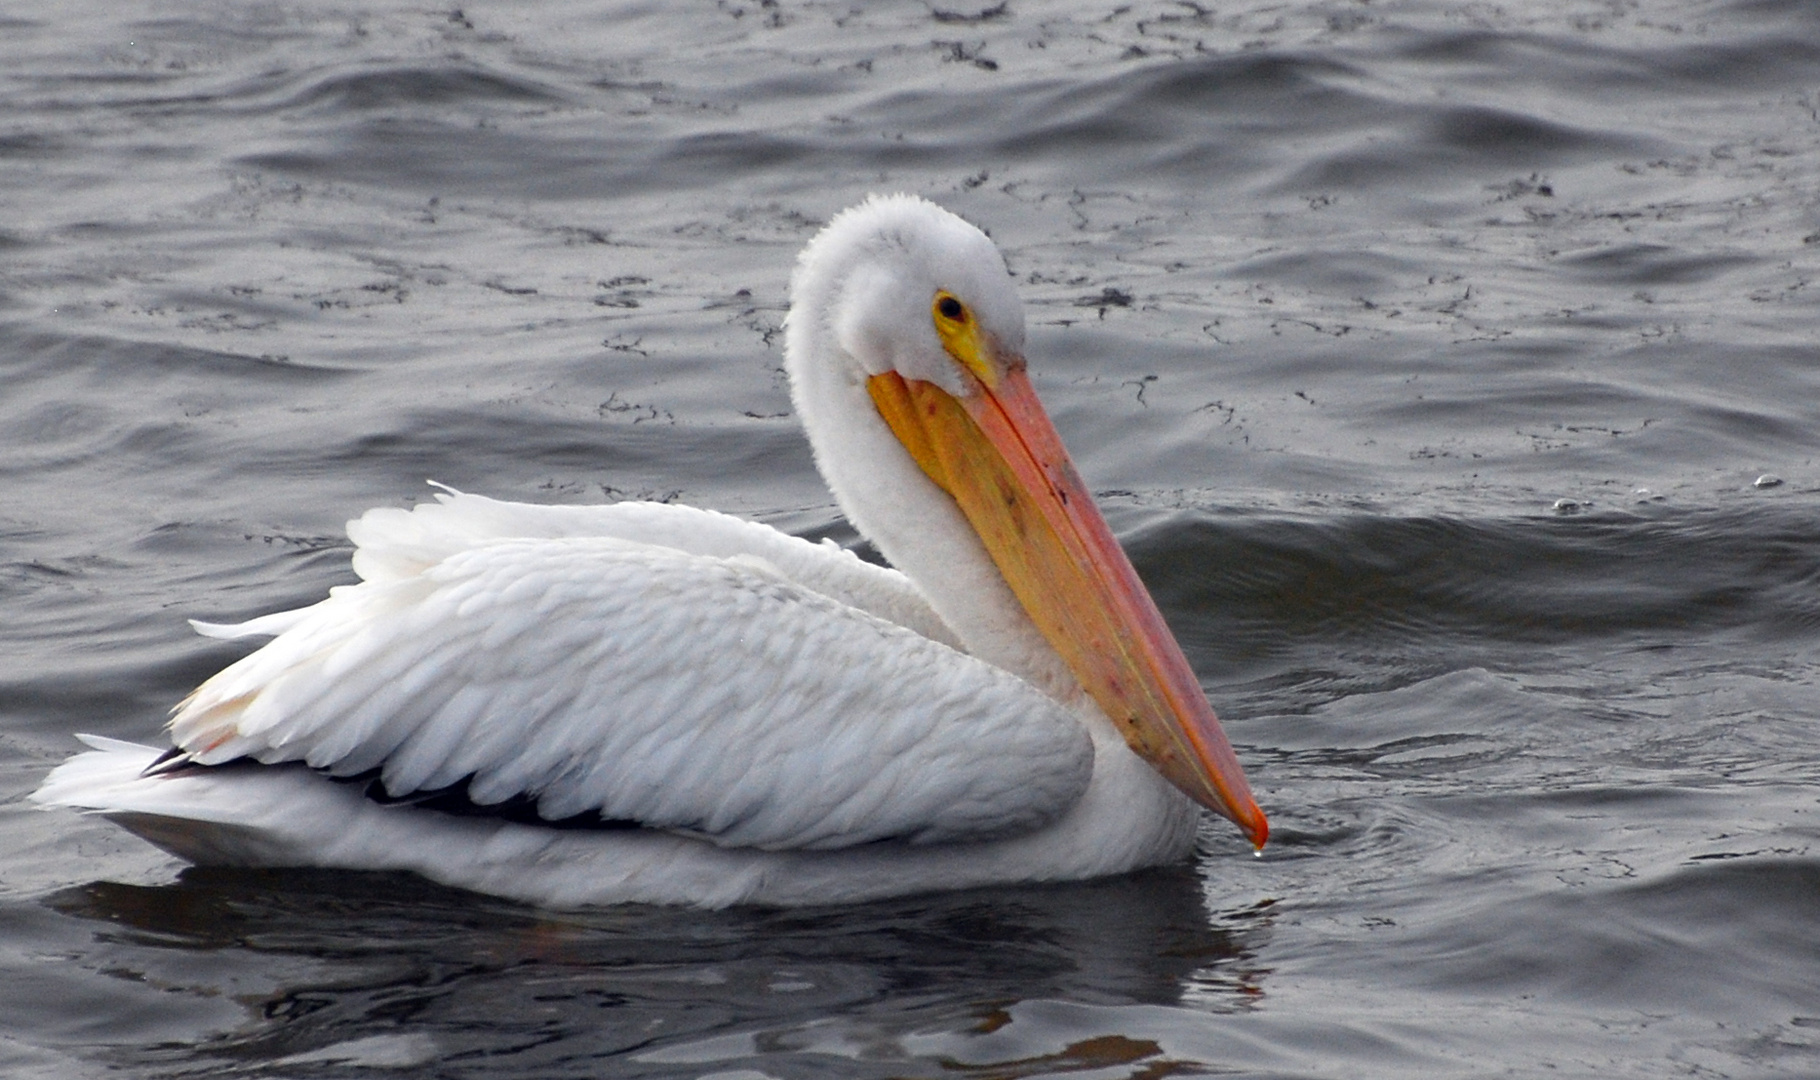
[1132,503,1820,693]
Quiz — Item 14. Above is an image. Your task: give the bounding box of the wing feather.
[170,535,1091,850]
[339,488,963,648]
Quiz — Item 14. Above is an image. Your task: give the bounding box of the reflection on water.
[44,865,1266,1076]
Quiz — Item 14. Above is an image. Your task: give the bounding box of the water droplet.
[1754,474,1783,489]
[1552,498,1582,514]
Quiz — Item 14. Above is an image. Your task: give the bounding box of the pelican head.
[785,194,1267,848]
[788,195,1024,395]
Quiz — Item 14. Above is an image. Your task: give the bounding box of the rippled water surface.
[5,1,1820,1076]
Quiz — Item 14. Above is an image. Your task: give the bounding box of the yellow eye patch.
[931,290,998,388]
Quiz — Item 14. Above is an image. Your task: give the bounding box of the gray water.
[4,1,1820,1076]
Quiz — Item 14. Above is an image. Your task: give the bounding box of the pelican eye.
[932,290,995,386]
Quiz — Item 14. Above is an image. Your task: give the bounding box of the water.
[4,0,1820,1075]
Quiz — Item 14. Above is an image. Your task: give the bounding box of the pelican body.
[35,196,1265,908]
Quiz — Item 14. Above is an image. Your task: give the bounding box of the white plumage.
[35,195,1264,908]
[174,493,1090,850]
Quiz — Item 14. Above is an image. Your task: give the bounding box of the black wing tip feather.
[140,745,199,778]
[137,750,644,833]
[357,774,644,832]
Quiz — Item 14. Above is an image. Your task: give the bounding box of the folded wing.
[345,488,964,648]
[170,516,1092,852]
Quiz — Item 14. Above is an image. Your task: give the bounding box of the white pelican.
[34,195,1266,908]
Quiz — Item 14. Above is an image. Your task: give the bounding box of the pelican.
[34,195,1266,908]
